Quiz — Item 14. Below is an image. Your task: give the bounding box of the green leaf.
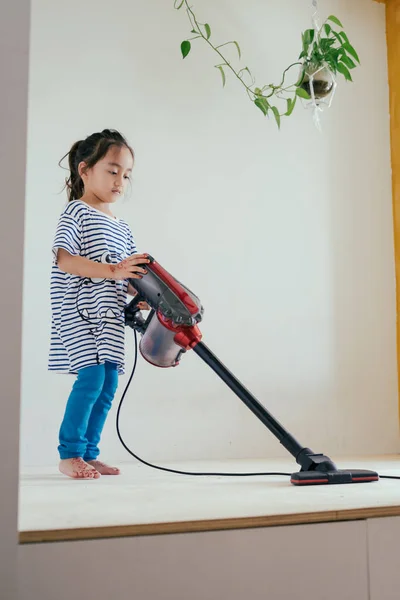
[254,97,269,116]
[340,54,356,69]
[343,42,360,64]
[271,106,281,129]
[340,31,349,44]
[204,23,211,39]
[285,96,297,116]
[324,24,332,37]
[190,29,198,34]
[215,65,226,86]
[174,0,185,8]
[233,41,241,59]
[320,38,335,51]
[326,59,338,74]
[181,40,191,58]
[302,28,315,53]
[296,87,311,100]
[302,31,307,53]
[337,61,353,81]
[331,30,342,44]
[328,15,343,28]
[238,66,253,82]
[295,69,306,87]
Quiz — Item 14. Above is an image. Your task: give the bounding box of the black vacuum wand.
[125,255,378,486]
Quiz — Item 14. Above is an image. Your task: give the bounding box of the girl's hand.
[127,282,150,311]
[137,301,150,311]
[110,254,150,280]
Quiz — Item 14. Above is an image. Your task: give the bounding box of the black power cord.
[116,330,291,478]
[115,332,400,482]
[76,277,124,327]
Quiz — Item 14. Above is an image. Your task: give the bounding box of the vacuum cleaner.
[124,255,379,486]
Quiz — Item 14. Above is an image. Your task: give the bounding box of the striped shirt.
[48,200,137,374]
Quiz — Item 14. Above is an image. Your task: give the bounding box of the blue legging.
[58,362,119,461]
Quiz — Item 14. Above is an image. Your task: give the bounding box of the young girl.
[49,129,149,480]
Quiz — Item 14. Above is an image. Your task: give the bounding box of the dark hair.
[59,129,134,201]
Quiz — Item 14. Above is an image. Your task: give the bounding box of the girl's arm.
[56,249,149,280]
[57,249,112,279]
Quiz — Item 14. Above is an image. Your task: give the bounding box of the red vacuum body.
[128,258,203,367]
[125,255,379,487]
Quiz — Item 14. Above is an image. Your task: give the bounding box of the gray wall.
[0,1,30,598]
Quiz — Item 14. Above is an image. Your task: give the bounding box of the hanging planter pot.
[299,63,336,102]
[297,62,337,129]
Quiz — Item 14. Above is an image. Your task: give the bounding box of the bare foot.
[59,457,101,479]
[86,460,120,475]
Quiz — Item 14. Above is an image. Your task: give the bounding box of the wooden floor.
[19,455,400,544]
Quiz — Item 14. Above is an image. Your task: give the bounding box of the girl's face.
[79,145,133,204]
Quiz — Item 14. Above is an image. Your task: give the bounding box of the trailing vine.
[174,0,360,128]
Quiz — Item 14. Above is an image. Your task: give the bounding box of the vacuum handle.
[193,341,306,461]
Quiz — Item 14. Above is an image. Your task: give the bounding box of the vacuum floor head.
[291,469,379,485]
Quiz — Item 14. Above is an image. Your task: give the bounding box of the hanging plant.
[300,16,360,90]
[174,0,360,128]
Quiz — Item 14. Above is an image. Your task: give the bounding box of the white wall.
[0,1,30,598]
[20,0,399,469]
